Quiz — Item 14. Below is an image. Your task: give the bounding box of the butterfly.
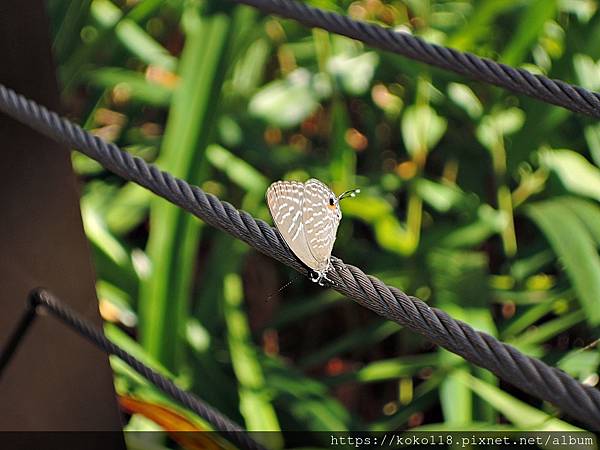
[266,178,359,285]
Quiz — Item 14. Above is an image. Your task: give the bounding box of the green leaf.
[249,68,330,128]
[559,197,600,245]
[558,349,600,381]
[368,375,443,432]
[92,0,176,71]
[51,1,93,63]
[206,144,268,195]
[86,68,172,106]
[329,99,356,188]
[298,320,401,369]
[584,122,600,166]
[115,19,177,71]
[140,4,242,371]
[106,323,174,379]
[429,249,497,424]
[500,0,557,66]
[81,195,140,295]
[447,1,521,50]
[263,356,352,432]
[266,291,344,330]
[341,194,393,221]
[342,195,418,255]
[223,271,282,435]
[512,309,586,347]
[476,108,525,151]
[434,204,505,249]
[574,54,600,91]
[60,0,166,89]
[452,370,582,431]
[501,290,573,338]
[401,104,447,156]
[105,183,152,236]
[447,83,483,119]
[510,250,555,281]
[231,38,271,96]
[526,198,600,325]
[327,51,378,96]
[82,201,130,267]
[414,178,470,213]
[539,148,600,202]
[559,0,597,22]
[327,354,442,385]
[97,280,136,324]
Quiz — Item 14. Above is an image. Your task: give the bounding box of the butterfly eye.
[329,198,335,206]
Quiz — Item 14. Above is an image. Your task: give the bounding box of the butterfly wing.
[302,179,341,271]
[266,180,321,271]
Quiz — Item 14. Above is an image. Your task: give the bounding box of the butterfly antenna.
[266,272,301,302]
[338,188,361,201]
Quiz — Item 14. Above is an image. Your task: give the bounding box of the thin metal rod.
[0,294,39,378]
[28,289,266,450]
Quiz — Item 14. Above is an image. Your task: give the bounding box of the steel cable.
[1,83,599,429]
[230,0,600,119]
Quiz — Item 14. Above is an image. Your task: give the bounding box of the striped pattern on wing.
[302,179,341,270]
[266,180,321,271]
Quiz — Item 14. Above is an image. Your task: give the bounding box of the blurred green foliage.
[48,0,600,442]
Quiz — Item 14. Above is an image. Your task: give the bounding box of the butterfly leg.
[309,269,335,287]
[308,270,321,283]
[319,270,335,287]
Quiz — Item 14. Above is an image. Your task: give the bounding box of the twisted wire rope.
[28,289,266,450]
[231,0,600,119]
[1,84,599,430]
